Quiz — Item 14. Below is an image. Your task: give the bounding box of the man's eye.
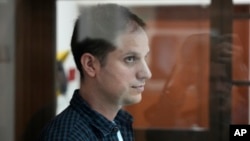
[125,56,136,63]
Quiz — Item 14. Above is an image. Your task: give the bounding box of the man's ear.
[80,53,100,77]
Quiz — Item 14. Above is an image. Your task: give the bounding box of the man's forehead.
[114,36,150,56]
[115,29,149,46]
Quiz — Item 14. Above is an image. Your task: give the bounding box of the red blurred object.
[68,68,75,81]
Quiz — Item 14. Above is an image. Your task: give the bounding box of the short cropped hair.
[71,4,146,79]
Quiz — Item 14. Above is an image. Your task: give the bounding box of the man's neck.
[79,85,121,121]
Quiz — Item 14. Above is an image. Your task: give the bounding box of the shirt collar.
[70,89,133,136]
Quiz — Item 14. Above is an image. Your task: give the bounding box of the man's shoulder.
[38,106,92,140]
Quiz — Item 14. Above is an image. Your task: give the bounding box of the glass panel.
[232,5,250,124]
[56,0,211,131]
[126,6,210,130]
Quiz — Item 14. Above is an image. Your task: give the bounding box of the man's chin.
[124,95,142,105]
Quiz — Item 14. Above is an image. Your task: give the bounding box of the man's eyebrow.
[124,50,150,57]
[124,51,139,56]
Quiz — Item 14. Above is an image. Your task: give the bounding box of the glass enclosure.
[0,0,249,141]
[55,1,250,141]
[55,1,249,133]
[56,0,212,130]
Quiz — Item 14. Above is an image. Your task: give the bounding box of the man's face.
[95,28,152,106]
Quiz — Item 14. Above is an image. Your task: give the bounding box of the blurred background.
[0,0,249,141]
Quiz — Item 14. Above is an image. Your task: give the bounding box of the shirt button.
[113,127,119,132]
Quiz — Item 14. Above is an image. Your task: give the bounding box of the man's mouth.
[131,85,145,93]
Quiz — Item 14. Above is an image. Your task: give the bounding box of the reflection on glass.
[56,0,212,130]
[56,0,250,132]
[231,19,250,124]
[125,6,210,130]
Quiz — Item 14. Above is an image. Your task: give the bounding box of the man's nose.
[137,61,152,80]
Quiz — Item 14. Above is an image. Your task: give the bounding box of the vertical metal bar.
[210,0,233,141]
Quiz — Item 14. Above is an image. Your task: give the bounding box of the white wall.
[56,1,80,114]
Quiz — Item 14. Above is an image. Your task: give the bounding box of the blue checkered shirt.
[38,89,134,141]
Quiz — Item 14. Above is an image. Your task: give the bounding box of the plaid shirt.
[38,89,134,141]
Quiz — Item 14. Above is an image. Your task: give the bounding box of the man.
[38,4,151,141]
